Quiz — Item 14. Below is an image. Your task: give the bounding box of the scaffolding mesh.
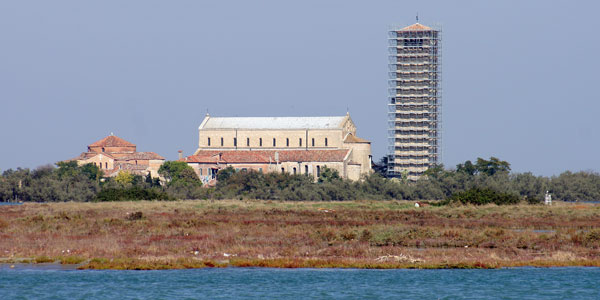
[386,23,442,180]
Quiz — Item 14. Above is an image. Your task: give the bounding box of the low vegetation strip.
[3,157,600,202]
[0,201,599,269]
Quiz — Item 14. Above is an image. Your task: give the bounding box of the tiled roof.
[89,135,136,147]
[183,149,350,164]
[344,134,370,144]
[200,116,349,130]
[399,23,433,31]
[117,152,165,161]
[68,152,115,161]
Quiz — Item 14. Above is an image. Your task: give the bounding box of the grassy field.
[0,200,599,269]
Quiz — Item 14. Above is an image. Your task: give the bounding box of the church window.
[317,166,321,177]
[305,165,309,174]
[286,138,289,147]
[234,138,237,147]
[299,138,302,147]
[259,138,263,147]
[220,137,224,146]
[246,138,250,146]
[293,167,297,175]
[312,138,315,147]
[273,138,276,147]
[325,138,328,146]
[208,137,211,146]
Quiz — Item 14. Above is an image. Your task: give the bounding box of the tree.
[372,156,388,177]
[158,161,199,185]
[80,163,103,181]
[216,166,236,185]
[423,164,446,179]
[456,160,476,175]
[114,171,134,186]
[318,166,341,183]
[475,157,511,176]
[56,161,80,179]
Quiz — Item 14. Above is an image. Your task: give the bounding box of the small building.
[182,114,372,183]
[66,134,165,178]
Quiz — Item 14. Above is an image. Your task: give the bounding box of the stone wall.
[196,129,344,152]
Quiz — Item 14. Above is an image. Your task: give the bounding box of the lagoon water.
[1,267,599,299]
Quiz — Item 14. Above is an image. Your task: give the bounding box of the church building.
[182,114,372,184]
[66,134,165,178]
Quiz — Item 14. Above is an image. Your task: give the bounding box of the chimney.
[178,150,183,160]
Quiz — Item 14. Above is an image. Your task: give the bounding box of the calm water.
[1,267,599,299]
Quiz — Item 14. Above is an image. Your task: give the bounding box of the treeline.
[1,158,599,202]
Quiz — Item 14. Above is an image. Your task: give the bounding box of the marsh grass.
[1,200,599,269]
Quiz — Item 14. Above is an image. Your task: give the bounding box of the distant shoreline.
[1,201,599,270]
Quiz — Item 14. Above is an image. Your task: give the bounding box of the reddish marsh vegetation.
[0,201,599,269]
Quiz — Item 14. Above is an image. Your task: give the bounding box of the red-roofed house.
[66,134,165,178]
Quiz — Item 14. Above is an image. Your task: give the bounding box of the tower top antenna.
[416,13,419,23]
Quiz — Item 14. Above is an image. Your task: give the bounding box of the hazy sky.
[1,0,599,176]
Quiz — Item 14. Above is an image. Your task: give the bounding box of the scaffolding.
[386,23,442,180]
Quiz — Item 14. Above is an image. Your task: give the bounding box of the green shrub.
[445,188,520,205]
[95,187,172,201]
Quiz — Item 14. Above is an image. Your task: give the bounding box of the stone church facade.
[182,114,372,184]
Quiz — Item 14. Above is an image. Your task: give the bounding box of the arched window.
[233,138,237,147]
[102,147,105,152]
[293,167,297,175]
[311,138,315,147]
[105,162,108,169]
[305,165,309,174]
[220,137,224,146]
[325,138,328,146]
[259,138,263,147]
[317,166,321,177]
[281,167,285,173]
[299,138,302,147]
[246,138,250,146]
[208,137,211,146]
[286,138,289,147]
[273,138,276,147]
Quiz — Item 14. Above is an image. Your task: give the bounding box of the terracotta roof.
[68,152,115,161]
[344,134,370,144]
[183,149,350,164]
[89,135,136,147]
[399,23,433,31]
[117,152,165,161]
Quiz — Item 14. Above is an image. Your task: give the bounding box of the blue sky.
[1,0,598,176]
